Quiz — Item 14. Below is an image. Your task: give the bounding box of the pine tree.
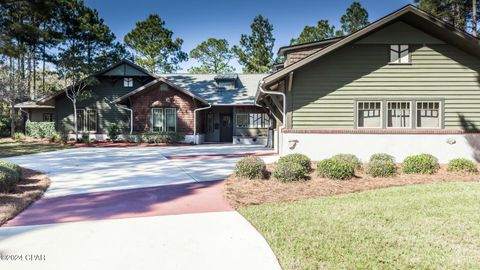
[233,15,275,73]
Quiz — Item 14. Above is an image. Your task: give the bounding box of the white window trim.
[386,101,412,129]
[356,101,383,129]
[124,77,133,88]
[415,101,442,129]
[235,113,270,128]
[151,108,177,132]
[389,44,410,64]
[75,109,97,132]
[86,109,97,132]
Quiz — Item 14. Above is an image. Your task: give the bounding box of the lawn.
[0,140,71,158]
[239,182,480,270]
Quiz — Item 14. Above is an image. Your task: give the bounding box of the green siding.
[291,42,480,130]
[56,76,153,133]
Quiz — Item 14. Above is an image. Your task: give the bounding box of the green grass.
[239,182,480,270]
[0,141,71,158]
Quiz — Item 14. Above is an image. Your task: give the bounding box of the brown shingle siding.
[130,84,198,134]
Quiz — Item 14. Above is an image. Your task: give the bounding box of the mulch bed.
[224,163,480,208]
[0,168,50,226]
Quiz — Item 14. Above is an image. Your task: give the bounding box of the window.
[390,45,410,64]
[357,101,382,128]
[43,113,54,122]
[217,81,235,90]
[76,109,96,132]
[416,101,441,128]
[387,101,411,128]
[124,77,133,87]
[236,113,271,128]
[152,108,177,132]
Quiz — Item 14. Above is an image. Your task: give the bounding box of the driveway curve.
[0,144,281,270]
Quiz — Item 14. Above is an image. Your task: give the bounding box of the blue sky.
[84,0,412,72]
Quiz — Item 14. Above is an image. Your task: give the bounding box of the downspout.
[256,76,288,153]
[193,103,212,144]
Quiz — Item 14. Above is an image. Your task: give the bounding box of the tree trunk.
[73,100,78,142]
[10,102,16,137]
[474,0,478,37]
[33,45,37,98]
[42,44,46,93]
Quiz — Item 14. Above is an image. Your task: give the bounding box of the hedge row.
[234,152,478,182]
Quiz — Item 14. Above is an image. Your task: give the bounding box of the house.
[17,60,271,144]
[256,5,480,163]
[18,5,480,162]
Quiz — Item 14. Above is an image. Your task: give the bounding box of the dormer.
[214,74,238,90]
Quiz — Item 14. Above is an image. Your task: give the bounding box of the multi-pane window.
[416,101,441,128]
[390,45,410,64]
[357,101,382,128]
[76,109,97,132]
[387,101,411,128]
[152,108,177,132]
[217,81,235,90]
[43,113,54,122]
[124,77,133,87]
[236,113,271,128]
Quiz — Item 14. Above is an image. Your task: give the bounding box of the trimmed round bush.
[447,158,478,173]
[278,153,311,174]
[235,156,266,179]
[0,160,21,175]
[369,153,395,163]
[365,159,397,177]
[332,154,362,169]
[402,154,439,174]
[317,158,354,180]
[0,169,19,193]
[272,162,306,182]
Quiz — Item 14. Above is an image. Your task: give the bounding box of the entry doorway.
[219,114,233,142]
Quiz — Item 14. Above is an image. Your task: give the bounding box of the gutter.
[193,103,212,144]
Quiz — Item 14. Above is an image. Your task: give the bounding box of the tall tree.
[188,38,234,74]
[474,0,478,36]
[233,15,275,73]
[124,14,187,73]
[56,0,118,140]
[415,0,472,31]
[340,2,369,34]
[290,20,337,45]
[0,63,28,137]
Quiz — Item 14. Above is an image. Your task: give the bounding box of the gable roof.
[158,73,268,105]
[261,5,480,88]
[37,59,155,104]
[112,76,209,105]
[277,37,343,57]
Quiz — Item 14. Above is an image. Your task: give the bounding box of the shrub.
[235,156,266,179]
[0,161,20,193]
[403,154,439,174]
[48,131,68,143]
[332,154,362,170]
[272,162,306,182]
[123,133,139,143]
[278,153,311,174]
[107,123,124,141]
[317,158,354,180]
[0,160,21,175]
[447,158,478,173]
[12,132,26,141]
[139,132,184,144]
[365,159,397,177]
[81,133,91,145]
[369,153,395,163]
[25,121,55,139]
[0,169,19,193]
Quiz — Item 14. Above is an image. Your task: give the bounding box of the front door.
[220,114,233,142]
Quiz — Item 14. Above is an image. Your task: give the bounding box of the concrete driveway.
[0,144,281,270]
